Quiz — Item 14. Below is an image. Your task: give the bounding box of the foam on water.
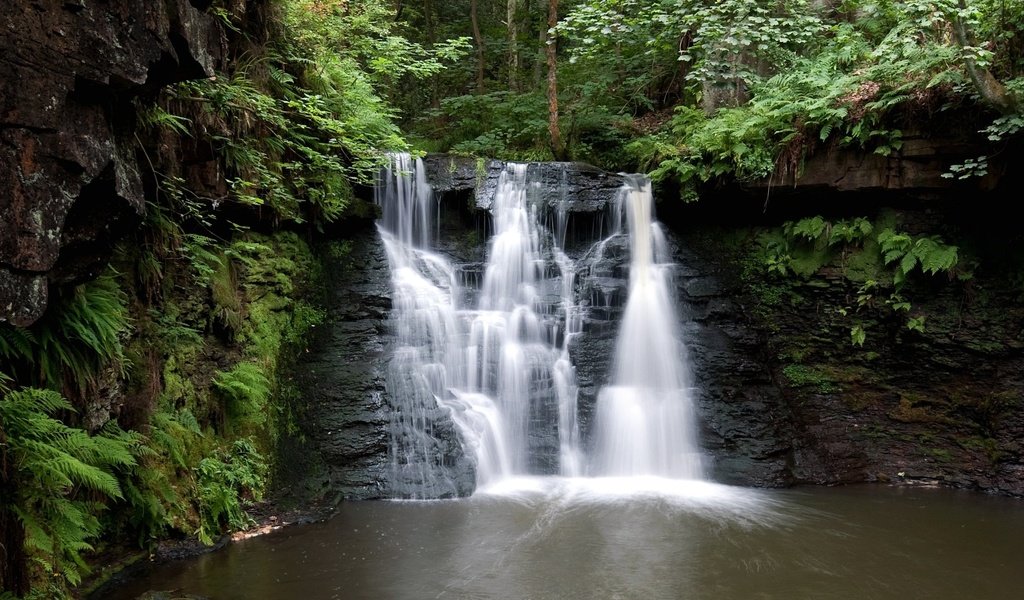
[474,476,790,527]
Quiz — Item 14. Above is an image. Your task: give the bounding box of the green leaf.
[851,325,866,346]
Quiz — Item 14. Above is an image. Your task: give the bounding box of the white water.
[377,155,703,497]
[592,175,704,479]
[378,156,583,495]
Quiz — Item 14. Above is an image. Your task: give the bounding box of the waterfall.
[591,176,704,479]
[377,155,583,496]
[376,154,473,498]
[376,155,702,498]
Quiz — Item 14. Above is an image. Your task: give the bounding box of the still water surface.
[106,479,1023,600]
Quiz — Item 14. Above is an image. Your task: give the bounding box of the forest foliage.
[1,0,444,596]
[396,0,1023,192]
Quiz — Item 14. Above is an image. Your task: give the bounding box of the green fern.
[35,274,129,396]
[0,326,35,363]
[1,388,137,588]
[913,237,959,275]
[878,228,959,286]
[212,362,272,432]
[195,438,268,545]
[117,408,204,547]
[1,273,129,398]
[828,218,874,246]
[138,104,192,136]
[783,216,828,242]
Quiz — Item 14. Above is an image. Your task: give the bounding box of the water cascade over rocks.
[376,154,704,498]
[592,176,704,479]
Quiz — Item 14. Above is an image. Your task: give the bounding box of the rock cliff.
[295,231,394,500]
[0,0,228,325]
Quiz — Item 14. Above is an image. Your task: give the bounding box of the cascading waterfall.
[591,176,704,479]
[376,154,473,498]
[377,154,702,497]
[378,155,583,495]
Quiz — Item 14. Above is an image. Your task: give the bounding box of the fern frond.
[1,387,138,587]
[0,324,35,360]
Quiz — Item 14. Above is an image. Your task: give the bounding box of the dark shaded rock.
[744,130,1010,195]
[0,271,48,325]
[0,0,227,324]
[297,230,392,500]
[387,387,476,499]
[665,200,1024,496]
[422,154,626,251]
[671,236,795,487]
[572,234,629,446]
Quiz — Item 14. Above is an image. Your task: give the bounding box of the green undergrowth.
[781,364,839,394]
[1,229,325,597]
[743,211,970,347]
[122,229,324,548]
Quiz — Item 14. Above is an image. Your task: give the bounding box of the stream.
[106,480,1023,599]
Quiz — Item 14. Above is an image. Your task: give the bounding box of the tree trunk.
[546,0,567,160]
[424,0,434,45]
[471,0,485,94]
[534,7,546,87]
[1,461,29,596]
[954,0,1015,113]
[425,0,440,109]
[508,0,520,92]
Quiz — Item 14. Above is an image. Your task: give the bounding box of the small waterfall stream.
[377,154,703,496]
[592,176,704,478]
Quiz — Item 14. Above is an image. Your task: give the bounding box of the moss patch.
[782,364,839,394]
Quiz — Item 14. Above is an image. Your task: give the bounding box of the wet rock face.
[754,265,1024,496]
[297,231,392,500]
[0,0,226,325]
[670,236,796,487]
[668,203,1024,497]
[572,235,629,448]
[387,388,476,499]
[422,154,625,216]
[298,230,476,500]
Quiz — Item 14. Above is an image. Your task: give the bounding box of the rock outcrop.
[742,127,1018,196]
[673,238,796,487]
[296,231,393,500]
[667,200,1024,496]
[422,154,625,216]
[0,0,228,325]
